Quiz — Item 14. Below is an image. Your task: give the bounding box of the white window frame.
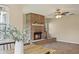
[0,5,9,24]
[0,5,9,40]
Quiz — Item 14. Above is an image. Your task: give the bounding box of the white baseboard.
[57,40,79,44]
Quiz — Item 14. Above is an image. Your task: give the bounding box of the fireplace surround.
[34,32,42,40]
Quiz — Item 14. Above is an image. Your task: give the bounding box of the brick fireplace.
[24,13,46,40]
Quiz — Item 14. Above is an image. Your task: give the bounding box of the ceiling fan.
[48,9,74,19]
[55,9,74,16]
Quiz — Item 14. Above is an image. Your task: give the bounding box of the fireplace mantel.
[32,24,44,26]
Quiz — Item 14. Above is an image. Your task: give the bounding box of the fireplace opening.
[34,32,42,40]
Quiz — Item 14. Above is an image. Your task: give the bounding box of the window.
[0,5,9,40]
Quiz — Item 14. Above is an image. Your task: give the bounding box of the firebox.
[34,32,42,40]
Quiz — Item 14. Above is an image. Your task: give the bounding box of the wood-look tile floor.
[34,41,79,54]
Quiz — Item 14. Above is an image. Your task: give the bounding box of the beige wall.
[6,5,79,44]
[8,4,23,31]
[49,15,79,44]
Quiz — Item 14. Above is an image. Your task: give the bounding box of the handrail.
[0,42,15,45]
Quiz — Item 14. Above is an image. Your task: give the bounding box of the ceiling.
[23,4,79,18]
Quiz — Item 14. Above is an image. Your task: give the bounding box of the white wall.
[8,4,23,31]
[49,15,79,44]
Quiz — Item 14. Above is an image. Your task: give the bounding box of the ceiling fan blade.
[61,12,70,15]
[68,13,74,15]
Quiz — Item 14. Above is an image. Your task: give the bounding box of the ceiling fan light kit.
[56,15,62,19]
